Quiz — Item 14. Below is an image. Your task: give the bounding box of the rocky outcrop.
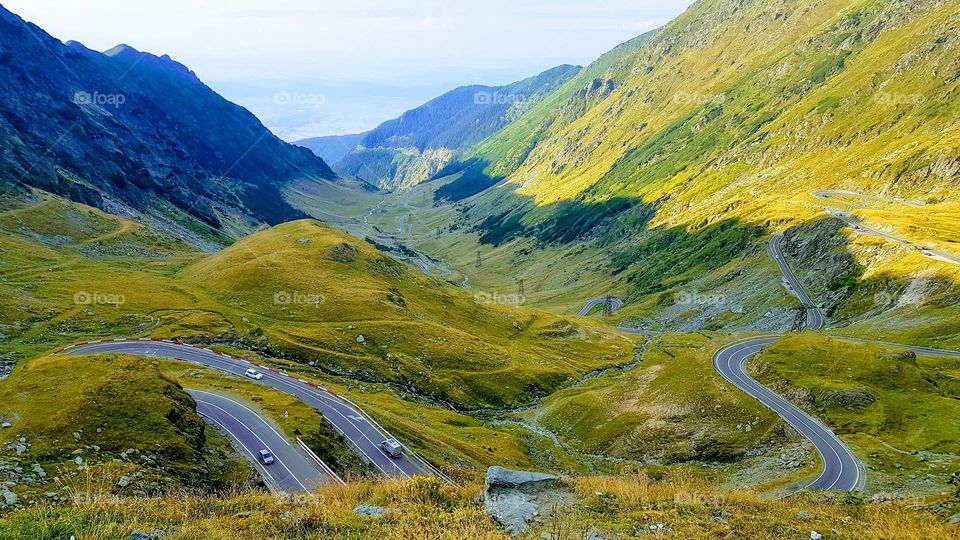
[484,467,572,536]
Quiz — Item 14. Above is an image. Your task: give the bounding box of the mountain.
[0,5,336,231]
[295,132,367,164]
[332,64,581,190]
[441,0,959,243]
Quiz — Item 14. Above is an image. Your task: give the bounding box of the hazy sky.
[6,1,694,140]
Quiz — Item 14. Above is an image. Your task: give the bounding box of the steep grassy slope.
[2,474,957,539]
[335,0,960,340]
[333,65,581,190]
[777,212,960,349]
[0,354,254,504]
[460,0,958,219]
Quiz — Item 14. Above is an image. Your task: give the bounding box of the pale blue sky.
[5,0,694,139]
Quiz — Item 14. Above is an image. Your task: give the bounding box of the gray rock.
[796,511,815,520]
[948,514,960,525]
[356,335,366,344]
[484,467,571,536]
[118,475,132,488]
[354,504,386,518]
[1,422,10,429]
[713,510,732,523]
[485,466,559,489]
[1,489,17,507]
[130,531,167,540]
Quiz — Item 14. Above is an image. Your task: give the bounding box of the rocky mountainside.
[0,5,336,230]
[332,65,581,190]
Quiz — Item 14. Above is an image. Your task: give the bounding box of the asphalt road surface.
[189,389,328,493]
[65,340,435,484]
[769,234,826,331]
[577,297,624,316]
[712,337,863,491]
[709,235,864,491]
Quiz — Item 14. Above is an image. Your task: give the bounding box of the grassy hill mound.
[182,220,636,409]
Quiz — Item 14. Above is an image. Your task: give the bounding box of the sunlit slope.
[181,220,636,409]
[462,0,958,232]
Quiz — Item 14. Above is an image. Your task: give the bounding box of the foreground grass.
[0,475,955,539]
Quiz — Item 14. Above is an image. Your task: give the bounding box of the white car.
[380,438,403,459]
[258,449,275,465]
[245,368,264,380]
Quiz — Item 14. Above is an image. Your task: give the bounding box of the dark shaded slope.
[0,5,335,228]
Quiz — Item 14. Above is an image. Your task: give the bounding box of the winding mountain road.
[712,337,863,491]
[769,234,826,331]
[711,235,862,491]
[815,191,959,265]
[587,230,960,492]
[577,297,624,316]
[189,390,330,493]
[63,340,448,488]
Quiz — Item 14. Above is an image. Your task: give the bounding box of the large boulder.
[484,467,572,536]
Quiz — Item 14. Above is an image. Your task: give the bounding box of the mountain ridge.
[0,4,336,233]
[331,64,582,190]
